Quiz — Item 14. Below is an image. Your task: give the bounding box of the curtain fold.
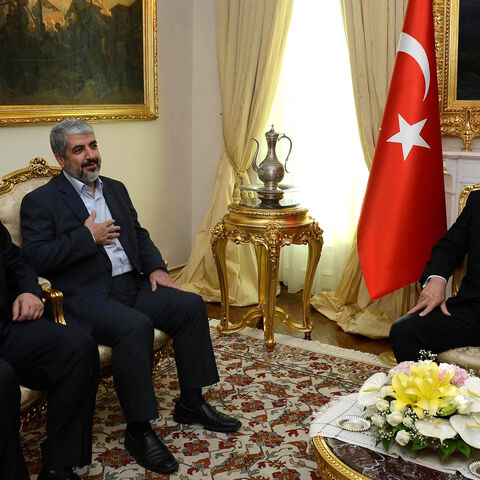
[172,0,294,306]
[311,0,414,339]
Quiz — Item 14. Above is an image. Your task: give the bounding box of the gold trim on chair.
[42,287,66,326]
[0,158,61,194]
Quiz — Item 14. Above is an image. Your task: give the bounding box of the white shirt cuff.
[422,275,447,289]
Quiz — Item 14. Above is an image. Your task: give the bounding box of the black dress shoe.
[124,429,178,474]
[173,401,242,432]
[37,467,81,480]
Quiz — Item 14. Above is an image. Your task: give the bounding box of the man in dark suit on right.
[20,119,241,475]
[390,189,480,362]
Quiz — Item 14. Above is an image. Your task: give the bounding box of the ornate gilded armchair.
[0,158,171,425]
[436,183,480,373]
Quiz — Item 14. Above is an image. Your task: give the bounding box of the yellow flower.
[390,361,459,418]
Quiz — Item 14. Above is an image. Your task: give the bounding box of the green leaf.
[411,437,431,452]
[381,437,392,452]
[439,439,457,461]
[456,440,471,458]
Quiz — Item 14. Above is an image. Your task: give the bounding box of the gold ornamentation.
[434,0,480,146]
[20,398,48,431]
[210,220,227,257]
[312,437,371,480]
[460,110,478,151]
[0,157,61,194]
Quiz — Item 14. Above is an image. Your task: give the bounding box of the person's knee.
[126,313,154,343]
[61,331,99,371]
[389,314,416,343]
[182,292,207,315]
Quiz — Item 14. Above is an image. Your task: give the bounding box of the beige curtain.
[310,0,415,339]
[172,0,293,305]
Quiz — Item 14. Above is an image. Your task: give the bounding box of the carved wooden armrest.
[41,285,66,325]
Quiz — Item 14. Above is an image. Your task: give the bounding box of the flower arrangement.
[358,356,480,460]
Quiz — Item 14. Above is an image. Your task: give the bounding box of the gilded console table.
[210,203,323,352]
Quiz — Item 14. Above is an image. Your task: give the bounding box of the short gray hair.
[50,119,94,157]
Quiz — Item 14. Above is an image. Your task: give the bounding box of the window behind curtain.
[264,0,368,293]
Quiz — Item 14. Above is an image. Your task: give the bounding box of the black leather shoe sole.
[173,401,242,433]
[124,430,178,474]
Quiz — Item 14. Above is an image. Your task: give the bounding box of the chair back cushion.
[0,158,60,246]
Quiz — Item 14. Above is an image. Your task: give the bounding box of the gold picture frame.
[0,0,157,126]
[434,0,480,149]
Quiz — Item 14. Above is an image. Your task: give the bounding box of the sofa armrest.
[41,285,66,325]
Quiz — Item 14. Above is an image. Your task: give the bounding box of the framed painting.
[0,0,157,126]
[434,0,480,146]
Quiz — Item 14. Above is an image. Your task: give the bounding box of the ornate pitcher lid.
[265,125,280,139]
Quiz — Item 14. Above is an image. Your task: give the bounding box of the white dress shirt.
[63,171,133,277]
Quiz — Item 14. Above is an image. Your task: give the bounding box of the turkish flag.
[357,0,446,301]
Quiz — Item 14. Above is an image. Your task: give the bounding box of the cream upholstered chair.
[436,183,480,374]
[0,158,171,425]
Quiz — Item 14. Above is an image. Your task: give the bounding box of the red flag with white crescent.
[357,0,447,300]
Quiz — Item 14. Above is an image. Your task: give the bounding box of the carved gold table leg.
[255,245,267,307]
[302,237,322,340]
[263,224,281,352]
[211,221,230,333]
[254,245,267,329]
[302,228,323,339]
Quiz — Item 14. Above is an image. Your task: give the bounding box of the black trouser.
[0,359,29,480]
[90,272,219,423]
[389,303,480,362]
[0,319,99,469]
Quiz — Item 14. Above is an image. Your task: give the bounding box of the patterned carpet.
[21,321,387,479]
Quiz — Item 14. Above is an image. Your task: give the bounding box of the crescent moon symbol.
[398,32,430,101]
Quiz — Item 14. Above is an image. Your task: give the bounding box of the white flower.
[358,373,388,407]
[452,395,472,415]
[462,378,480,413]
[415,418,457,442]
[402,416,414,428]
[386,411,403,427]
[376,399,390,412]
[450,415,480,448]
[366,405,378,415]
[371,414,385,428]
[395,430,411,446]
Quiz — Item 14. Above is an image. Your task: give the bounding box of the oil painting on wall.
[457,0,480,100]
[0,0,157,125]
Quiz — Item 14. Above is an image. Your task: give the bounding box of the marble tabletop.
[326,437,469,480]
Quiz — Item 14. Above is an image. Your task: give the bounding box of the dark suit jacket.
[20,173,167,332]
[420,189,480,309]
[0,222,42,338]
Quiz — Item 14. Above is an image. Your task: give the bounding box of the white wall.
[0,0,201,269]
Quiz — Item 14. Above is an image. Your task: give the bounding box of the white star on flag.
[386,114,430,161]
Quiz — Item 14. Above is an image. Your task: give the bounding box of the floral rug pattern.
[21,326,387,479]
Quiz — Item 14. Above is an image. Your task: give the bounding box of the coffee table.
[312,436,469,480]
